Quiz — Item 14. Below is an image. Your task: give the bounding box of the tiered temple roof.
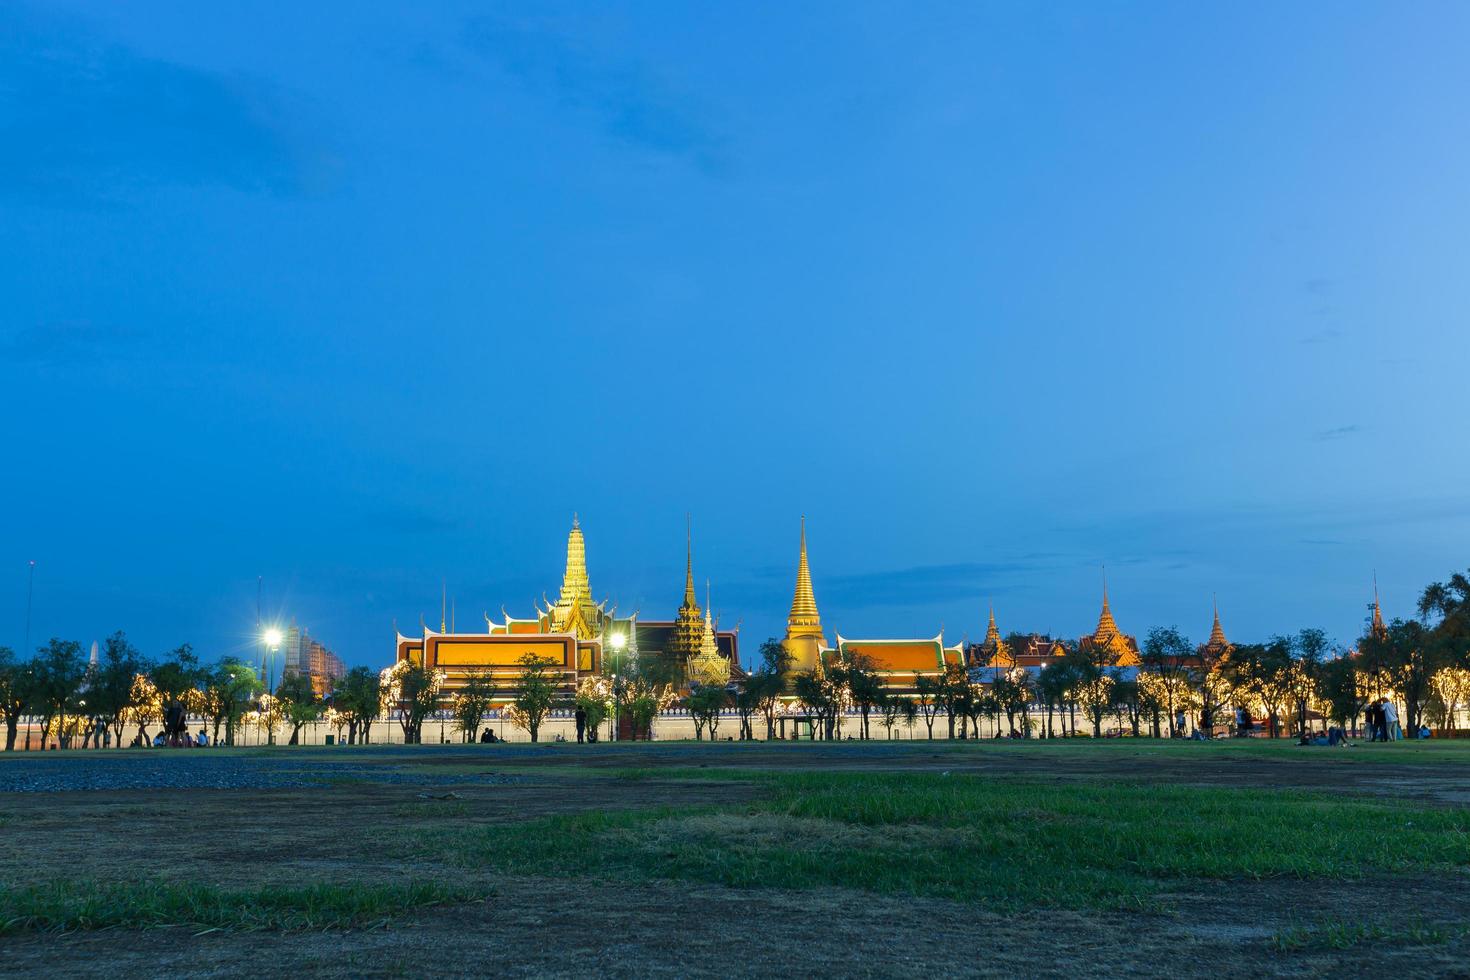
[668,521,705,663]
[1081,577,1141,666]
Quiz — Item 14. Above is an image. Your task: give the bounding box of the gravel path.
[0,754,524,793]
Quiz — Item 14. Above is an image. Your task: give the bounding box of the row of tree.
[0,633,387,750]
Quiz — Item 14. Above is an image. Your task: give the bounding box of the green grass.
[409,771,1470,911]
[1271,919,1465,951]
[0,880,484,934]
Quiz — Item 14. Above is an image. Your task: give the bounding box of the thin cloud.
[0,5,338,206]
[1314,424,1363,442]
[462,16,729,175]
[0,320,152,364]
[1301,328,1342,344]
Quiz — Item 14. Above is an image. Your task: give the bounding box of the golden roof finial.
[441,578,447,633]
[787,515,822,636]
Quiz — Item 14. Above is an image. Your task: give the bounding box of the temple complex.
[394,517,740,700]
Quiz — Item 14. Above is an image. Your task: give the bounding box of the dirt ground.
[4,744,1469,977]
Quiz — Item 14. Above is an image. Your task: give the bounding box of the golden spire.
[441,578,446,633]
[1208,595,1227,647]
[688,577,730,686]
[670,517,703,659]
[1094,567,1118,640]
[560,515,590,602]
[787,516,822,638]
[683,514,697,610]
[985,606,1002,646]
[1371,573,1386,634]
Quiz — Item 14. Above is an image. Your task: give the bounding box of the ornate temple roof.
[1207,598,1228,648]
[835,635,961,672]
[546,515,607,639]
[669,520,705,659]
[687,591,731,686]
[786,516,823,639]
[981,607,1015,667]
[1094,588,1120,643]
[1085,574,1140,666]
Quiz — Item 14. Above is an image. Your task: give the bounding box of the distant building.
[281,625,346,696]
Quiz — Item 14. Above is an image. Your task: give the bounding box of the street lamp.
[608,631,627,741]
[263,627,283,744]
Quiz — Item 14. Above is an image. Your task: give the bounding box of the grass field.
[2,739,1468,977]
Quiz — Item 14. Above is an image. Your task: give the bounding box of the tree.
[1431,667,1470,732]
[205,659,264,746]
[992,668,1032,737]
[1035,662,1070,738]
[89,633,146,749]
[1139,627,1195,736]
[792,668,841,740]
[32,639,86,750]
[510,653,557,743]
[1316,655,1366,730]
[1286,629,1333,736]
[877,691,905,739]
[276,673,323,745]
[380,661,443,744]
[574,675,612,740]
[687,685,729,741]
[935,664,970,739]
[750,640,790,740]
[127,673,164,746]
[1225,640,1293,738]
[733,679,762,740]
[912,674,941,739]
[1359,618,1438,736]
[843,653,884,740]
[333,666,382,744]
[0,648,36,752]
[450,668,498,743]
[1060,646,1111,737]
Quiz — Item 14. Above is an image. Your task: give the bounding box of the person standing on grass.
[1365,700,1380,741]
[574,706,587,744]
[1383,699,1400,741]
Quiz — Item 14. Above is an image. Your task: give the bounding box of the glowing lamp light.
[609,632,627,651]
[263,627,284,650]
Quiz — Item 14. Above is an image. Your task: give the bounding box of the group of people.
[130,726,210,748]
[1364,697,1405,741]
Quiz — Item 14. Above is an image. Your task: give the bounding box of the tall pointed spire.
[985,605,1002,646]
[787,516,822,635]
[671,516,704,661]
[561,516,590,601]
[1371,573,1386,634]
[441,578,447,633]
[1094,566,1118,640]
[549,514,601,638]
[1208,595,1228,647]
[683,513,697,609]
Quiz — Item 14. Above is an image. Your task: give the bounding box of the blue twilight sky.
[3,1,1469,669]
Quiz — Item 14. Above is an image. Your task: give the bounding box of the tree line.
[0,633,386,750]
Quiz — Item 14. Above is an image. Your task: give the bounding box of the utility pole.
[24,560,35,654]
